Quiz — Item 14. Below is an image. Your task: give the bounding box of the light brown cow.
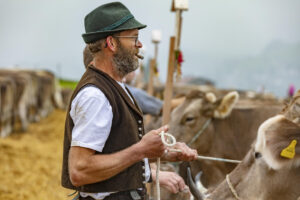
[0,68,64,134]
[60,88,74,110]
[194,94,300,200]
[168,90,283,188]
[0,70,33,131]
[18,70,41,122]
[0,76,15,137]
[35,70,64,117]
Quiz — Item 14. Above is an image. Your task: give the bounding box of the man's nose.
[136,40,142,48]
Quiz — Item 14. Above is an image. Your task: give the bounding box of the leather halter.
[187,118,212,146]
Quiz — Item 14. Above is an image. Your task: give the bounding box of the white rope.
[156,131,177,200]
[226,174,241,200]
[156,157,161,200]
[160,131,177,147]
[167,149,241,164]
[196,155,241,164]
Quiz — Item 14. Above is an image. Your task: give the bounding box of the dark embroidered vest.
[61,67,148,193]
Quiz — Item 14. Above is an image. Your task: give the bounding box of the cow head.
[203,114,300,200]
[168,90,239,152]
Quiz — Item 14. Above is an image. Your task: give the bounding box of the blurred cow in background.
[0,69,32,131]
[0,76,15,137]
[169,90,283,188]
[35,70,62,118]
[0,68,65,137]
[60,88,73,110]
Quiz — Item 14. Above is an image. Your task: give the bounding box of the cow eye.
[254,152,262,159]
[186,116,194,121]
[185,116,195,123]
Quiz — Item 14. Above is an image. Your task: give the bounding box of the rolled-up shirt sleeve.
[70,86,113,152]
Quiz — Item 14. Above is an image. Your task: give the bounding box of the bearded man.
[61,2,198,200]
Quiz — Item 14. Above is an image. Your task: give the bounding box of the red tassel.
[177,51,184,64]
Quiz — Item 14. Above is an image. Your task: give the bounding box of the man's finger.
[178,179,186,191]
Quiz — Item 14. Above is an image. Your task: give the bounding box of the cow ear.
[266,139,300,170]
[263,118,300,169]
[213,91,239,119]
[205,92,217,103]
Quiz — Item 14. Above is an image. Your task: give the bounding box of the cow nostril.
[254,152,262,159]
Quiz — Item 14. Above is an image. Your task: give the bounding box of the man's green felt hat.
[82,2,146,44]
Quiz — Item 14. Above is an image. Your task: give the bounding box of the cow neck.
[89,66,143,117]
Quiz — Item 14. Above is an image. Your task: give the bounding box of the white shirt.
[70,83,150,200]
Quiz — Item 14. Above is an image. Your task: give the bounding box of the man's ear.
[106,36,117,52]
[213,91,239,119]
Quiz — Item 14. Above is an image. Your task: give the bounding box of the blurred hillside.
[186,40,300,97]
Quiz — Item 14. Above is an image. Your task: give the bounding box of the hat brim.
[82,18,146,44]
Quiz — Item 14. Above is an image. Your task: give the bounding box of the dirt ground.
[0,110,73,199]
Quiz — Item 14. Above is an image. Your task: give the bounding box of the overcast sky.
[0,0,299,97]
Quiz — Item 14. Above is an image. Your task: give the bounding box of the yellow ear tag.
[280,140,297,159]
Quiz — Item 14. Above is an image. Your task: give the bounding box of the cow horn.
[186,167,203,200]
[195,171,208,194]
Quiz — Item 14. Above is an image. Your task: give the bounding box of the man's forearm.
[69,127,167,187]
[69,142,145,186]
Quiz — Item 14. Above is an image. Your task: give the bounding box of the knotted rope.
[156,131,177,200]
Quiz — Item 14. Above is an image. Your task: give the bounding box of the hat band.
[101,14,134,31]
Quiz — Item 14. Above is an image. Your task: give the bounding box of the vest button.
[138,120,142,124]
[142,166,145,170]
[143,181,146,184]
[139,134,143,138]
[142,173,145,177]
[138,127,142,131]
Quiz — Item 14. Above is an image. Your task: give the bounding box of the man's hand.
[137,126,168,159]
[162,142,198,162]
[156,171,188,194]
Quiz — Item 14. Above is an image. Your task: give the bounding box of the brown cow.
[0,76,15,137]
[35,70,64,117]
[0,69,33,131]
[60,88,74,110]
[193,94,300,200]
[167,90,283,188]
[0,69,64,133]
[18,69,41,122]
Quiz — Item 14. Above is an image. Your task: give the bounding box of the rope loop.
[160,131,177,147]
[156,131,177,200]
